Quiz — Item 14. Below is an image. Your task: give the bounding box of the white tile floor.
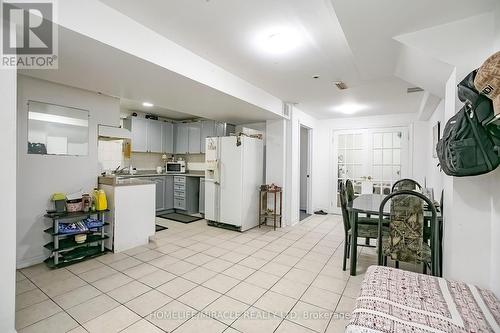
[15,214,379,333]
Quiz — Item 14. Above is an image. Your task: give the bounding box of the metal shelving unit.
[43,210,109,268]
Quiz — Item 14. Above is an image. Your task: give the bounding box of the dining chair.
[340,180,382,271]
[391,179,422,192]
[377,190,439,276]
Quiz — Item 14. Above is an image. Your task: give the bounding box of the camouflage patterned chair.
[340,180,385,271]
[377,190,439,276]
[391,179,422,192]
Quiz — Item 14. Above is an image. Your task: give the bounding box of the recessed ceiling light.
[254,27,303,55]
[142,102,154,107]
[313,75,320,79]
[333,103,368,115]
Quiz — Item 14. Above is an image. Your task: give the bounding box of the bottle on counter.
[92,188,108,211]
[96,190,108,211]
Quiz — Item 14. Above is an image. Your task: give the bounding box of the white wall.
[265,108,316,227]
[410,121,430,187]
[0,67,17,333]
[433,23,500,296]
[425,100,445,194]
[436,63,500,298]
[17,76,120,267]
[265,119,287,224]
[393,6,500,294]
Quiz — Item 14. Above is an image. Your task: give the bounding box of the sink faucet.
[112,166,128,175]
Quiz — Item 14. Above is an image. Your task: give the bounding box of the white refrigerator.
[205,136,264,231]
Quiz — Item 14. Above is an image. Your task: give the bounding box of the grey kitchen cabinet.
[199,178,205,214]
[124,117,164,153]
[164,176,174,210]
[162,122,174,154]
[147,120,163,153]
[201,120,215,153]
[124,117,148,152]
[174,198,186,210]
[174,123,189,154]
[173,176,200,213]
[188,122,201,154]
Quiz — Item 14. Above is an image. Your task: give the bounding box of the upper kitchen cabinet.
[174,122,189,154]
[188,122,201,154]
[175,122,202,154]
[126,118,235,154]
[201,120,216,153]
[162,122,174,154]
[124,117,148,152]
[123,117,164,153]
[147,120,163,153]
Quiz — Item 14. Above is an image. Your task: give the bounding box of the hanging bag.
[436,67,500,177]
[437,104,499,177]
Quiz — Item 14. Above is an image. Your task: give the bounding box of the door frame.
[299,124,313,215]
[330,126,410,214]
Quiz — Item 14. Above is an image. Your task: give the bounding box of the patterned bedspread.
[346,266,500,333]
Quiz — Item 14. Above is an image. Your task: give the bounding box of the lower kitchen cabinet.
[165,176,174,210]
[173,176,199,214]
[174,197,186,210]
[133,175,200,214]
[199,178,205,214]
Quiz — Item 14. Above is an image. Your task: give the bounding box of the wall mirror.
[27,101,90,156]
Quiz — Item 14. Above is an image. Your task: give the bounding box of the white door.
[332,127,409,213]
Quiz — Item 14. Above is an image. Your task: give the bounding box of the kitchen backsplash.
[184,154,206,172]
[98,139,206,172]
[126,152,165,170]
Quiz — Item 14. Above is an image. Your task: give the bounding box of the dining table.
[346,194,443,277]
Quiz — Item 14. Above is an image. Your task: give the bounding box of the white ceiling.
[21,26,282,124]
[120,99,197,120]
[99,0,496,119]
[331,0,497,79]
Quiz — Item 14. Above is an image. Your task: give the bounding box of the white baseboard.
[17,254,46,269]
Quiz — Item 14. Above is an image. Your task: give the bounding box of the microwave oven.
[166,161,186,173]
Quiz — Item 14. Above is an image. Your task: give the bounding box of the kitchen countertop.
[99,172,205,186]
[98,176,155,187]
[117,171,205,178]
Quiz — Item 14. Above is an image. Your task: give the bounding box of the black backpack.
[436,71,500,177]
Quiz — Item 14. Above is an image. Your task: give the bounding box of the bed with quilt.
[346,266,500,333]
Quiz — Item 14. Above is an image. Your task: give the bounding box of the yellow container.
[94,189,108,211]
